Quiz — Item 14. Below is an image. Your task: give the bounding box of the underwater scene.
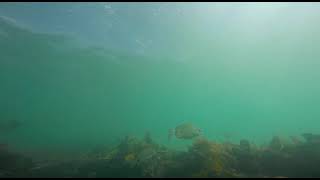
[1,2,320,178]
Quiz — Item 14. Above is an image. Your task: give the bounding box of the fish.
[168,122,201,141]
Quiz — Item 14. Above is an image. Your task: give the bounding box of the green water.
[1,3,320,153]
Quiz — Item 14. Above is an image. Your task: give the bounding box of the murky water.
[1,3,320,177]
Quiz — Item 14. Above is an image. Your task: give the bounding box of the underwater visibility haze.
[1,2,320,178]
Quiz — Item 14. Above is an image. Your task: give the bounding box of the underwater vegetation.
[2,8,320,178]
[1,132,320,178]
